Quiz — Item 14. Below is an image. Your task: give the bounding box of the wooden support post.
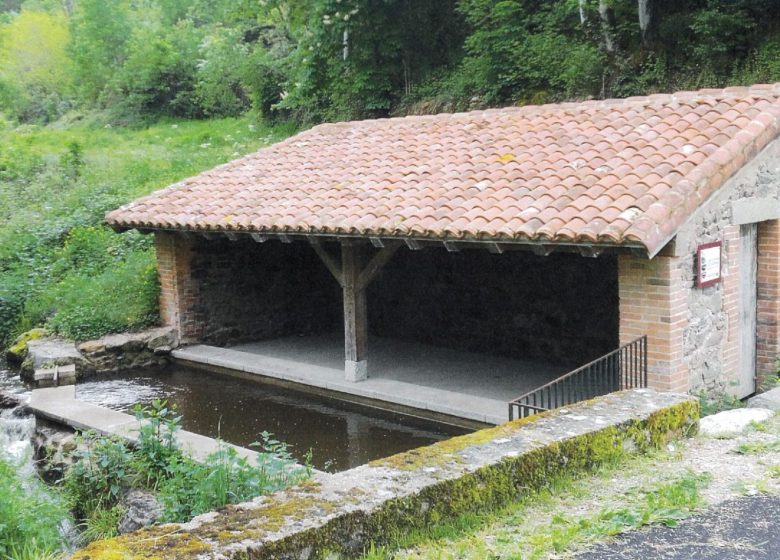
[342,241,368,381]
[309,237,400,382]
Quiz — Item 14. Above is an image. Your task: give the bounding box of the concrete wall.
[620,138,780,396]
[369,249,619,367]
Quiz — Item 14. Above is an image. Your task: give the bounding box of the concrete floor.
[173,334,569,425]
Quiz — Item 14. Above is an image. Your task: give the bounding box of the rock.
[699,407,774,436]
[77,339,105,354]
[33,427,77,484]
[20,339,87,382]
[118,490,162,534]
[5,328,47,365]
[0,390,23,409]
[153,345,172,356]
[145,327,178,352]
[747,388,780,411]
[79,327,178,375]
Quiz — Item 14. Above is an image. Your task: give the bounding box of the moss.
[370,414,541,471]
[196,494,338,545]
[5,327,45,362]
[71,529,211,560]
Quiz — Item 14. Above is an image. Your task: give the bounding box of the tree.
[68,0,130,102]
[0,8,72,120]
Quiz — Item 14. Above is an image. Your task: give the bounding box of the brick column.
[757,219,780,387]
[154,232,201,342]
[618,253,689,392]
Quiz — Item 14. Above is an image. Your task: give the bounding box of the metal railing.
[508,335,648,420]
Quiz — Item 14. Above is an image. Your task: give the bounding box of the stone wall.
[369,249,619,367]
[676,140,780,395]
[172,236,342,346]
[620,138,780,396]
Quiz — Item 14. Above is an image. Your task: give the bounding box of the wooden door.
[738,223,758,398]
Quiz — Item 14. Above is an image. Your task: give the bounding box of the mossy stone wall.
[71,389,698,560]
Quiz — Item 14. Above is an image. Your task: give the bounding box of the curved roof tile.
[106,84,780,256]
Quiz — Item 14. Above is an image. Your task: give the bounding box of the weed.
[697,389,744,417]
[733,440,780,455]
[81,505,124,543]
[62,399,310,534]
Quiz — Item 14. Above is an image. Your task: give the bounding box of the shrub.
[41,249,159,341]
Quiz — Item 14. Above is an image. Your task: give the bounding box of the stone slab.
[699,407,774,436]
[25,339,81,367]
[747,388,780,411]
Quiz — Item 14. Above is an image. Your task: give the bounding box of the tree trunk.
[637,0,657,49]
[579,0,587,24]
[598,0,616,54]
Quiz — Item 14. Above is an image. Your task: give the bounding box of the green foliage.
[108,21,201,122]
[455,0,603,105]
[131,399,182,489]
[35,249,159,341]
[0,453,71,559]
[0,116,285,346]
[80,505,123,543]
[63,400,311,534]
[279,0,465,123]
[697,389,745,417]
[0,9,73,122]
[64,432,134,518]
[68,0,131,103]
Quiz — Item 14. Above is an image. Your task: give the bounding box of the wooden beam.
[370,237,385,248]
[405,239,422,250]
[309,240,344,287]
[225,232,238,241]
[250,233,268,243]
[443,241,460,252]
[531,244,554,257]
[357,242,401,291]
[342,241,368,381]
[578,245,602,258]
[487,242,504,254]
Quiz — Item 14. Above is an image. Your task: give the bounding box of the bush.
[40,248,160,341]
[0,453,71,558]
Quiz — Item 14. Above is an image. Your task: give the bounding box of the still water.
[76,365,469,472]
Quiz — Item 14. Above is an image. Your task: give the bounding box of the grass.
[0,453,72,559]
[0,115,297,344]
[359,452,710,560]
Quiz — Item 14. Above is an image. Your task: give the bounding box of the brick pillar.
[618,253,689,392]
[757,219,780,387]
[154,232,200,342]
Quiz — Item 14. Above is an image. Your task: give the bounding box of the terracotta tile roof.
[106,84,780,256]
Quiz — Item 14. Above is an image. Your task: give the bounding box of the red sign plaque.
[696,241,722,288]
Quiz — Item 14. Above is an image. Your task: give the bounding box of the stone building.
[107,84,780,422]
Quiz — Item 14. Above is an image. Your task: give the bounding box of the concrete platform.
[173,335,569,425]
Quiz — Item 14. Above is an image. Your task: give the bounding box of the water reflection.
[77,366,469,472]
